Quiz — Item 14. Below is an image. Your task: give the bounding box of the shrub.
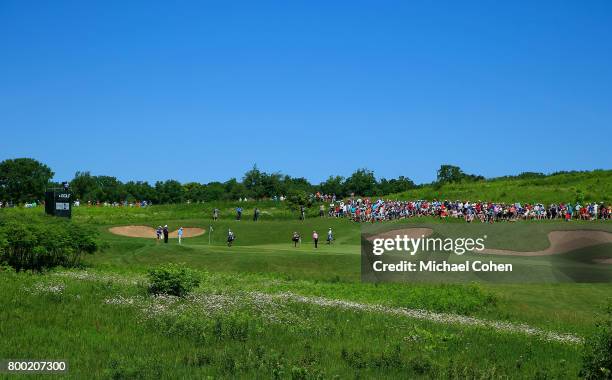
[286,190,312,211]
[147,264,200,297]
[0,262,14,272]
[0,213,98,271]
[580,305,612,379]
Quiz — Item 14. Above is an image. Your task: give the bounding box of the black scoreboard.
[45,188,72,218]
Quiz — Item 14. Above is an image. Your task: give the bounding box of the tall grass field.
[1,200,611,379]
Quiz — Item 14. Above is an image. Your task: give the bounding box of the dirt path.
[108,225,205,238]
[483,230,612,256]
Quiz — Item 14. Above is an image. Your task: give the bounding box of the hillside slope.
[392,170,612,204]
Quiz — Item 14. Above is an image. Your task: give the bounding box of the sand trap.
[366,228,433,241]
[109,225,205,239]
[482,230,612,256]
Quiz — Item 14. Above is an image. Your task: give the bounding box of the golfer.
[327,228,333,244]
[236,207,242,221]
[227,229,235,247]
[163,225,169,243]
[312,230,319,248]
[178,227,184,244]
[253,207,260,221]
[292,232,300,247]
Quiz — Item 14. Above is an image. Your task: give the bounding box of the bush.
[580,305,612,379]
[147,264,200,297]
[0,213,98,271]
[0,262,14,272]
[286,190,312,211]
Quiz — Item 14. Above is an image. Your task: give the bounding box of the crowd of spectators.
[314,193,611,222]
[3,192,610,223]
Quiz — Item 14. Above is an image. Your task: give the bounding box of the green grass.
[0,271,584,379]
[1,203,611,378]
[67,200,319,225]
[82,213,611,335]
[391,169,612,204]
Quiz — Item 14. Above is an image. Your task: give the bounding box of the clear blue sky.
[1,1,611,185]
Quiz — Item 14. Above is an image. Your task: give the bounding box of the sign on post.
[45,188,72,218]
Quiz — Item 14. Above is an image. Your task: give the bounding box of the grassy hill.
[1,202,611,378]
[391,169,612,204]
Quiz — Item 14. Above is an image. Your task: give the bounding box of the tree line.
[0,158,493,204]
[0,159,419,204]
[70,166,418,203]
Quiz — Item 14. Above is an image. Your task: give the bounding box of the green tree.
[93,176,125,202]
[286,189,312,210]
[436,164,465,184]
[183,182,206,202]
[0,158,53,203]
[70,171,98,200]
[378,176,415,195]
[224,178,247,200]
[243,164,265,198]
[70,173,126,202]
[261,172,284,197]
[124,181,155,201]
[202,182,226,202]
[319,175,345,196]
[282,176,313,195]
[515,172,545,179]
[344,169,377,196]
[154,180,184,203]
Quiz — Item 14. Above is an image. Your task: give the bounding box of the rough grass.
[1,202,611,378]
[0,271,585,379]
[392,170,612,204]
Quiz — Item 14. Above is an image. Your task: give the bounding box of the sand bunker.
[482,230,612,256]
[109,225,205,239]
[366,228,433,241]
